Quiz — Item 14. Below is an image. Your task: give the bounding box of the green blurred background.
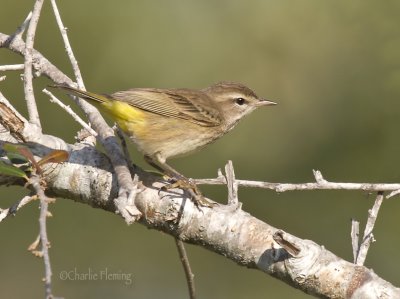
[1,0,400,298]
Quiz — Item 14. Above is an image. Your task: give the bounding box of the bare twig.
[175,238,196,299]
[43,88,97,136]
[30,175,54,298]
[5,12,32,44]
[49,1,140,221]
[0,64,24,71]
[50,0,85,89]
[0,195,37,222]
[24,0,44,128]
[225,160,240,208]
[351,219,360,263]
[39,198,52,299]
[195,169,400,194]
[0,32,72,84]
[355,191,384,265]
[0,31,140,222]
[115,126,133,167]
[387,189,400,198]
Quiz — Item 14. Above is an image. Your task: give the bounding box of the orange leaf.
[37,150,69,166]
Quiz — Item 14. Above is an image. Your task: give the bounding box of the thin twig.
[30,175,54,298]
[42,7,140,223]
[0,64,25,71]
[195,169,400,194]
[50,0,85,89]
[350,219,360,263]
[4,12,32,45]
[355,191,384,265]
[387,189,400,198]
[175,238,196,299]
[225,160,239,207]
[0,195,37,222]
[0,30,147,223]
[115,125,135,171]
[39,199,52,298]
[43,88,97,136]
[24,0,44,128]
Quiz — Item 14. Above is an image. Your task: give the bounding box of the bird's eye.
[235,98,246,105]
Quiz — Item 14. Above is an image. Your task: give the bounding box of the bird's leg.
[144,154,186,180]
[144,154,216,207]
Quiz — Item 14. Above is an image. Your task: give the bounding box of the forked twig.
[195,169,400,194]
[354,191,385,265]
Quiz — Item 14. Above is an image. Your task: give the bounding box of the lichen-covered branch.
[0,115,398,298]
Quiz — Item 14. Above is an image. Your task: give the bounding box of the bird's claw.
[162,178,218,208]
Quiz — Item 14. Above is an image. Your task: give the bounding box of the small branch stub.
[355,191,384,266]
[313,169,326,183]
[273,230,301,257]
[225,160,240,208]
[351,219,360,263]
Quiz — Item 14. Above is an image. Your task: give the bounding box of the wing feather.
[110,88,222,127]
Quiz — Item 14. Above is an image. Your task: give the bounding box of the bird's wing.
[110,88,222,127]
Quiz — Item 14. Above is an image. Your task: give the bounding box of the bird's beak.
[257,99,277,107]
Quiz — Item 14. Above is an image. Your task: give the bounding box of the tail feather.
[51,84,110,104]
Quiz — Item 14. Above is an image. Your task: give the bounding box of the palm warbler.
[55,82,276,204]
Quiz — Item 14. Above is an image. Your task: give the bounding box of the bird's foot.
[162,178,217,208]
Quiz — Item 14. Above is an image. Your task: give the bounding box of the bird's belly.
[120,116,222,159]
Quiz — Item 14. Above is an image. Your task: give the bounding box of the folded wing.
[111,88,222,127]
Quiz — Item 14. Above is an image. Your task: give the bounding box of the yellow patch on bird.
[101,101,147,136]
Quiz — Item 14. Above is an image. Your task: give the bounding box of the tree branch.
[196,169,400,194]
[24,0,44,128]
[0,107,399,297]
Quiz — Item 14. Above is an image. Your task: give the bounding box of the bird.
[54,82,276,206]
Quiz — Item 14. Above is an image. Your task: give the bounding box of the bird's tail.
[51,84,111,104]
